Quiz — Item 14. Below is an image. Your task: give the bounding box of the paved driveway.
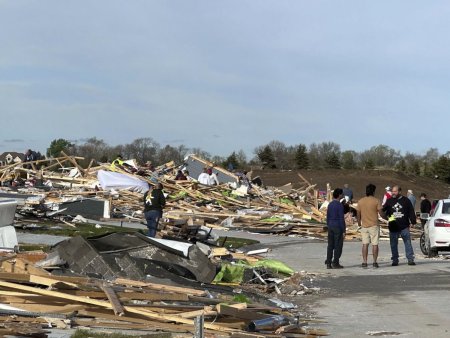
[218,229,450,338]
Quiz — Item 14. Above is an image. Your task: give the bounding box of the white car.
[420,199,450,257]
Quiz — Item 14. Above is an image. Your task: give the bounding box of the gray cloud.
[3,139,24,143]
[0,1,450,157]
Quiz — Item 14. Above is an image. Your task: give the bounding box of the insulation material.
[97,170,149,193]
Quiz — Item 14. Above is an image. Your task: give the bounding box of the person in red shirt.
[382,186,392,206]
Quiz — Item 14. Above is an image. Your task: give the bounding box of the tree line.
[46,138,450,183]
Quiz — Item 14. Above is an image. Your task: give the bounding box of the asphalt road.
[221,230,450,338]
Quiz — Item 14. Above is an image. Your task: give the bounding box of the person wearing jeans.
[382,185,417,266]
[325,188,346,269]
[143,183,166,238]
[389,228,415,263]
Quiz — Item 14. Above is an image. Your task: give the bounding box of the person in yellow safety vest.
[111,154,125,171]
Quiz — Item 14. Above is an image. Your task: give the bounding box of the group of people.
[326,183,432,269]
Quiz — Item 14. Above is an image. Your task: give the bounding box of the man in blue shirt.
[326,188,346,269]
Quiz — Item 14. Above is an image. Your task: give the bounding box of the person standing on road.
[356,184,382,268]
[407,189,417,211]
[382,185,416,266]
[143,183,166,237]
[325,188,346,269]
[419,193,432,228]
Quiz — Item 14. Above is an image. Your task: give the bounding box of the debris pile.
[0,247,327,337]
[0,154,333,237]
[0,153,422,240]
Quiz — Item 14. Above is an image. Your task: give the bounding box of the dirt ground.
[251,168,450,203]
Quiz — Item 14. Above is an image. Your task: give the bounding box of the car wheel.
[427,238,439,258]
[420,233,428,255]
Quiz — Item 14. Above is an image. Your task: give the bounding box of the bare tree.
[308,142,341,169]
[126,138,160,165]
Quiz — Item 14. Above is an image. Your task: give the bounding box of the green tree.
[294,144,309,169]
[341,150,357,169]
[224,151,240,170]
[47,138,73,158]
[325,152,341,169]
[364,158,375,170]
[433,155,450,183]
[408,159,421,176]
[257,145,276,169]
[422,161,434,177]
[396,159,407,172]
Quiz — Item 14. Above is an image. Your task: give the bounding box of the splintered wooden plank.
[0,259,49,276]
[60,151,85,176]
[75,311,193,333]
[98,282,124,316]
[113,278,206,296]
[0,280,237,333]
[216,304,270,321]
[63,290,190,302]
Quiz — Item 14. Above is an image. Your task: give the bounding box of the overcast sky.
[1,1,450,158]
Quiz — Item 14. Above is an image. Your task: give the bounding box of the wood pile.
[0,154,423,240]
[0,254,327,337]
[0,154,334,239]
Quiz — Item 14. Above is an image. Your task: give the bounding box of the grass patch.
[17,222,145,238]
[217,236,259,249]
[18,243,51,252]
[71,329,171,338]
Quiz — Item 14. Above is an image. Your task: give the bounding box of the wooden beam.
[98,282,124,316]
[113,278,206,296]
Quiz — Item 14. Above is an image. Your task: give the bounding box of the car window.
[442,202,450,214]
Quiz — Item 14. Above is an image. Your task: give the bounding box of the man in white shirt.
[197,168,210,185]
[208,168,219,185]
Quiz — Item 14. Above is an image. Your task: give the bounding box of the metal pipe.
[248,315,291,332]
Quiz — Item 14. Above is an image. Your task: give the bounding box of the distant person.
[111,154,125,171]
[143,183,166,237]
[175,170,187,180]
[325,188,346,269]
[419,193,432,228]
[382,185,416,266]
[197,168,210,185]
[382,186,392,206]
[145,161,155,172]
[207,168,219,185]
[183,170,194,181]
[24,149,37,162]
[356,184,382,268]
[342,183,353,203]
[407,189,416,210]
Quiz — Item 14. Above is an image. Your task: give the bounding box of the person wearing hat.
[143,183,166,237]
[382,186,392,206]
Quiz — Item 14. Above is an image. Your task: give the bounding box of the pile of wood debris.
[0,153,421,240]
[0,153,331,237]
[0,249,327,337]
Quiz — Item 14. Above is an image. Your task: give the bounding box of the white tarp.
[97,170,149,193]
